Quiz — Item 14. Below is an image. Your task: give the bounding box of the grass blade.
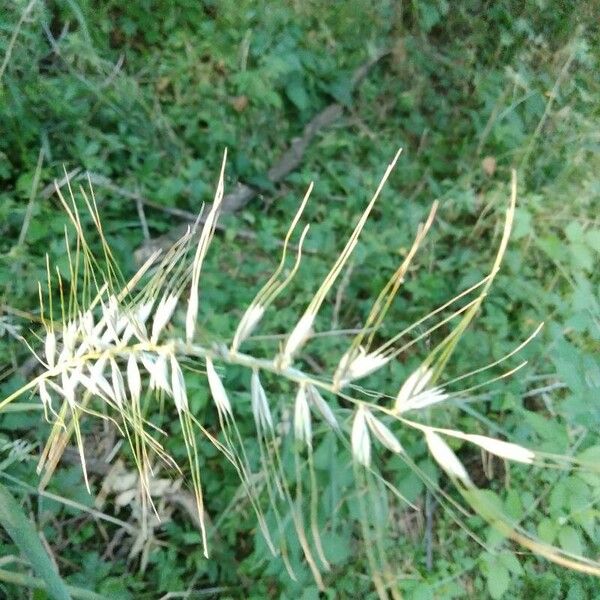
[0,483,72,600]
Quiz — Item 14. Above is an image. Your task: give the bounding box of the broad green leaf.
[577,445,600,463]
[512,207,532,239]
[537,518,557,544]
[285,78,309,112]
[487,560,510,599]
[569,242,594,272]
[321,532,352,565]
[558,526,583,556]
[567,476,590,513]
[549,479,568,516]
[504,489,524,520]
[572,509,596,540]
[498,550,523,575]
[585,229,600,252]
[565,221,584,243]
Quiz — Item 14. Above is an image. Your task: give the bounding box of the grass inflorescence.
[2,150,599,598]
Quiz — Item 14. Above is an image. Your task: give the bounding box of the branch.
[134,49,390,261]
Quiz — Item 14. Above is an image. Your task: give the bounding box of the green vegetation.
[1,1,599,598]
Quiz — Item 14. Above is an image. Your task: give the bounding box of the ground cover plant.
[1,1,599,598]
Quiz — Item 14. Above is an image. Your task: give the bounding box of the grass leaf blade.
[0,483,72,600]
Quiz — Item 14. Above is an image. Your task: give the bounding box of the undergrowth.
[1,1,599,599]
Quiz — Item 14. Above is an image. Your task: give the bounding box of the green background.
[1,1,599,598]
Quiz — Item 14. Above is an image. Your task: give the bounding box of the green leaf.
[565,221,583,243]
[572,508,596,540]
[577,446,600,487]
[537,518,557,544]
[585,229,600,252]
[567,476,590,513]
[498,551,523,575]
[322,532,351,565]
[512,207,532,239]
[504,489,524,520]
[418,2,441,32]
[549,479,568,516]
[0,483,71,600]
[558,526,583,555]
[300,585,320,600]
[285,78,310,112]
[325,77,353,107]
[577,445,600,463]
[487,560,510,599]
[569,242,594,272]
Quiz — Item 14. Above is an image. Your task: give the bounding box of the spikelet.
[306,384,338,431]
[232,305,265,350]
[170,354,188,413]
[335,347,390,388]
[186,151,227,343]
[364,411,403,455]
[110,358,126,408]
[395,365,433,411]
[141,353,171,395]
[465,434,534,464]
[206,356,232,417]
[293,384,312,447]
[151,294,179,344]
[280,313,315,368]
[126,354,142,404]
[89,359,114,399]
[424,430,471,485]
[351,406,371,467]
[44,330,56,368]
[251,369,273,431]
[38,379,52,408]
